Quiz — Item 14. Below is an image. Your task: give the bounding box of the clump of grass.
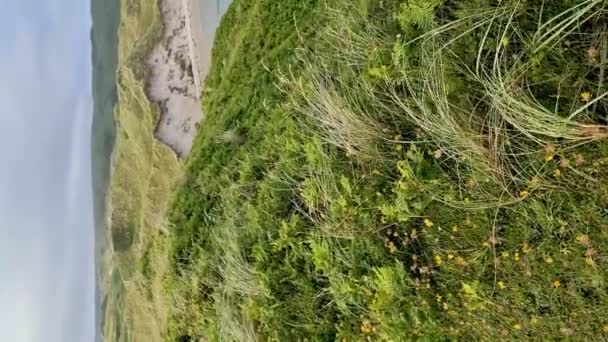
[283,62,389,157]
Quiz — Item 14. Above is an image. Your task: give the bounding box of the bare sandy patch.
[146,0,209,157]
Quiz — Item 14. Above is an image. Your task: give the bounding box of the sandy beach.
[146,0,211,157]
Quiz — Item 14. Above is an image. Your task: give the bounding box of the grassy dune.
[101,0,180,341]
[158,0,608,340]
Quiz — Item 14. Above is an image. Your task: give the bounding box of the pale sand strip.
[146,0,210,157]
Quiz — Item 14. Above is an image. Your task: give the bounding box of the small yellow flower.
[552,279,561,288]
[576,234,590,245]
[513,324,522,331]
[424,218,434,228]
[434,254,443,266]
[585,256,594,265]
[387,241,397,254]
[497,281,506,290]
[519,190,529,199]
[436,294,443,302]
[360,320,373,335]
[580,91,592,103]
[554,169,562,177]
[452,224,459,232]
[442,302,449,310]
[530,317,540,326]
[455,256,466,266]
[514,252,521,262]
[544,144,556,161]
[501,251,510,258]
[545,256,554,264]
[522,242,532,254]
[447,253,455,260]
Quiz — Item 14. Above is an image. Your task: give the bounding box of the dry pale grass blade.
[215,295,258,342]
[286,63,388,156]
[477,67,608,145]
[532,0,605,54]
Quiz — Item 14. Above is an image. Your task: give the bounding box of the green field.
[111,0,608,340]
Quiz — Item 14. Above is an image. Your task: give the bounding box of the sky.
[0,1,95,341]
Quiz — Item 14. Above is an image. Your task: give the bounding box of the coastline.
[146,0,209,157]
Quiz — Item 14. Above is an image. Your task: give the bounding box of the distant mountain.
[90,0,120,340]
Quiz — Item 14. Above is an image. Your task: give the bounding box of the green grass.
[121,0,608,340]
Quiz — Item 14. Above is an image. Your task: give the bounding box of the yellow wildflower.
[585,256,594,265]
[530,317,540,326]
[455,256,466,266]
[576,234,590,245]
[545,256,554,264]
[544,144,556,161]
[522,242,532,254]
[434,254,443,266]
[387,241,397,254]
[552,279,561,288]
[513,324,522,331]
[580,91,592,103]
[514,252,521,262]
[360,320,373,335]
[442,302,449,311]
[447,253,455,260]
[501,251,510,258]
[424,218,434,228]
[554,169,562,177]
[436,294,443,302]
[497,281,506,290]
[452,224,459,233]
[519,190,529,199]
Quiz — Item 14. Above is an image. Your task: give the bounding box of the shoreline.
[146,0,209,157]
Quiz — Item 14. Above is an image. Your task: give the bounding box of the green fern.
[396,0,442,33]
